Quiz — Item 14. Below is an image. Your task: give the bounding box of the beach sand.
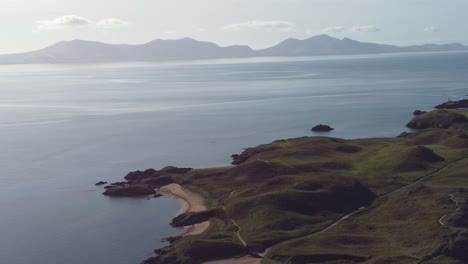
[160,184,260,264]
[159,183,210,236]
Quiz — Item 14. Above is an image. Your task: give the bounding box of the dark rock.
[446,205,468,228]
[311,124,334,132]
[110,181,127,187]
[144,176,175,187]
[104,185,113,189]
[103,184,156,197]
[413,110,427,116]
[231,149,253,165]
[443,232,468,262]
[231,146,282,165]
[124,168,158,181]
[171,209,222,227]
[95,181,107,186]
[153,193,163,198]
[125,167,192,183]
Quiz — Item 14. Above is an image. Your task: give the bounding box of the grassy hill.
[104,108,468,264]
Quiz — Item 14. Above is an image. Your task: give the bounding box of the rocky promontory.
[102,166,192,197]
[103,184,156,197]
[406,109,468,129]
[435,99,468,109]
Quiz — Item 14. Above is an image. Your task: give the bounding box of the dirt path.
[260,156,468,257]
[231,219,247,247]
[204,156,468,264]
[222,190,248,247]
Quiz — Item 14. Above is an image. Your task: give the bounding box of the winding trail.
[260,156,468,258]
[207,156,468,264]
[231,219,247,247]
[223,190,248,247]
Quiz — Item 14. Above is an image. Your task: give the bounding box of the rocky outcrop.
[406,110,468,129]
[443,232,468,262]
[100,166,192,197]
[102,184,156,197]
[95,181,107,186]
[124,168,158,181]
[446,205,468,228]
[435,99,468,109]
[144,176,175,188]
[124,167,192,182]
[231,149,253,165]
[171,209,223,227]
[311,124,334,132]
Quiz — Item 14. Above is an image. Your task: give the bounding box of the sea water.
[1,51,467,264]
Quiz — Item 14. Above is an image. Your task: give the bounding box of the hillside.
[102,105,468,264]
[0,38,254,64]
[0,35,467,64]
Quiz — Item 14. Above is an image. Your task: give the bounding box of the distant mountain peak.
[310,34,336,39]
[0,35,466,65]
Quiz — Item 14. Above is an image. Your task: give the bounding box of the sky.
[1,0,467,54]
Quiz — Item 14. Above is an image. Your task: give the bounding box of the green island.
[103,101,468,264]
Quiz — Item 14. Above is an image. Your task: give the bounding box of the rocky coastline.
[97,99,468,264]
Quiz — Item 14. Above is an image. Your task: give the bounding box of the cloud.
[223,20,293,31]
[351,25,380,33]
[96,18,129,29]
[163,30,179,35]
[424,26,439,32]
[36,15,129,31]
[321,26,345,34]
[36,15,92,31]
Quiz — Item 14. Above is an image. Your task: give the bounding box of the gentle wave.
[0,119,69,128]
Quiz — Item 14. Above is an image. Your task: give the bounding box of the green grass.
[144,109,468,264]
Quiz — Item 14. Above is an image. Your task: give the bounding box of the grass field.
[111,109,468,264]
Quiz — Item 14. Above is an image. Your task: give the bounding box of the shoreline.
[160,184,260,264]
[159,183,210,237]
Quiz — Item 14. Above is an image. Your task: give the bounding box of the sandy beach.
[159,183,210,236]
[160,184,261,264]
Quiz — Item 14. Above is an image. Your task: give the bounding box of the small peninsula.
[102,101,468,264]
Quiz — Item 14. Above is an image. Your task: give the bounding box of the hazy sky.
[1,0,467,54]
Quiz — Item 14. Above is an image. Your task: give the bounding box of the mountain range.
[1,34,467,64]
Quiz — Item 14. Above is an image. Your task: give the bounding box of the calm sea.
[1,52,467,264]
